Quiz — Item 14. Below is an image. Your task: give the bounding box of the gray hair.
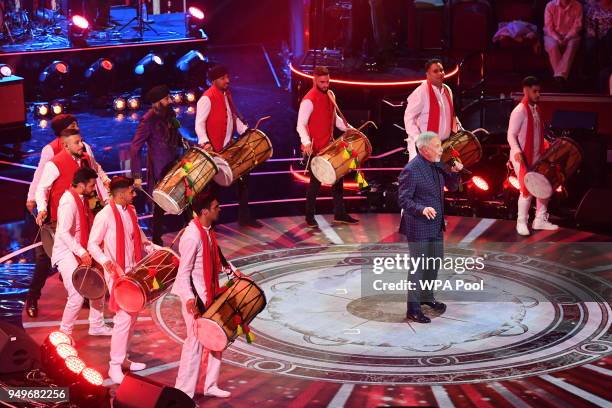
[416,131,439,149]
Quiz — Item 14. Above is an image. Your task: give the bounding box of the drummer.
[171,190,240,399]
[296,65,359,228]
[195,65,262,228]
[88,176,156,384]
[54,167,111,336]
[131,84,189,245]
[508,76,558,236]
[404,59,461,161]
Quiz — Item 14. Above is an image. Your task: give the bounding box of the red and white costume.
[171,218,229,398]
[403,81,459,160]
[53,189,105,334]
[296,88,348,153]
[195,86,247,152]
[88,201,155,380]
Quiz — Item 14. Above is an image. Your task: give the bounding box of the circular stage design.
[155,243,611,385]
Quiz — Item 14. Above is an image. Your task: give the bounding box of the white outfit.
[35,143,110,213]
[195,94,248,147]
[295,97,349,146]
[171,220,225,398]
[88,204,154,370]
[53,190,104,334]
[403,81,459,160]
[27,144,56,202]
[507,103,549,222]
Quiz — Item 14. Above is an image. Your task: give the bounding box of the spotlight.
[48,331,74,347]
[65,356,86,375]
[508,176,521,190]
[39,61,70,99]
[69,366,107,406]
[186,7,206,38]
[134,53,164,76]
[170,91,184,104]
[68,15,90,47]
[56,343,78,359]
[113,97,127,111]
[185,91,196,103]
[186,105,195,114]
[85,58,114,79]
[127,96,141,110]
[471,176,490,191]
[34,102,50,117]
[39,119,48,128]
[50,101,64,115]
[0,63,13,78]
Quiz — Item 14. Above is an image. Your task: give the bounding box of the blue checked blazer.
[398,154,460,241]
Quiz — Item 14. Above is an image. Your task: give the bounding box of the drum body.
[114,248,180,313]
[212,129,273,186]
[441,130,483,169]
[153,147,218,215]
[72,263,106,299]
[524,137,583,199]
[41,222,56,258]
[311,129,372,185]
[196,277,267,352]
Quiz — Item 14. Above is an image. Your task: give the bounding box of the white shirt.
[195,94,248,147]
[35,143,109,212]
[27,144,55,202]
[87,203,154,273]
[52,190,89,266]
[296,98,349,146]
[404,82,458,160]
[507,103,542,157]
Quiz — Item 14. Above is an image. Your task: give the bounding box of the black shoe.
[406,310,431,324]
[305,217,319,228]
[239,219,263,228]
[25,297,38,318]
[333,214,359,225]
[421,301,446,313]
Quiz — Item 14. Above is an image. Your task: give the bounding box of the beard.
[155,104,175,120]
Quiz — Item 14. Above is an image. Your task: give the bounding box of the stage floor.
[19,214,612,407]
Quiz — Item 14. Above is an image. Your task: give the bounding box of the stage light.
[56,343,78,359]
[186,106,195,114]
[81,367,103,386]
[471,176,489,191]
[68,15,90,47]
[185,91,196,103]
[113,97,127,111]
[48,331,74,347]
[0,63,13,78]
[85,58,114,79]
[39,119,48,128]
[127,96,141,110]
[134,53,164,75]
[50,101,64,115]
[508,176,521,190]
[170,91,184,104]
[556,185,563,193]
[65,356,86,375]
[34,102,50,117]
[186,7,206,38]
[39,61,70,99]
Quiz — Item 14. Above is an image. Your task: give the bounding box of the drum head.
[40,224,55,258]
[196,318,229,352]
[72,265,106,299]
[152,190,183,215]
[212,156,234,186]
[524,171,553,199]
[114,278,146,313]
[311,157,337,185]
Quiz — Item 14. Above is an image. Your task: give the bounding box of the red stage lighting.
[65,356,86,375]
[72,15,89,30]
[188,7,205,20]
[81,367,104,386]
[508,176,521,190]
[56,343,78,359]
[55,62,68,74]
[48,331,73,347]
[101,59,113,71]
[471,176,489,191]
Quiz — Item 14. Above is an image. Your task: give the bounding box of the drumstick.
[357,121,378,132]
[136,186,156,202]
[303,151,313,175]
[253,116,272,130]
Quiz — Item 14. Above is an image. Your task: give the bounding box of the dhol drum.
[72,262,106,299]
[113,248,180,313]
[40,222,56,258]
[153,147,218,215]
[196,277,267,352]
[212,129,273,186]
[441,130,483,169]
[311,128,372,185]
[524,137,583,199]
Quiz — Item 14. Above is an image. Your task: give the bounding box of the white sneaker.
[129,361,146,371]
[88,325,112,336]
[203,386,231,398]
[516,221,530,236]
[108,365,125,384]
[532,214,559,231]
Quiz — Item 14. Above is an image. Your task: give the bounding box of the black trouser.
[28,244,52,301]
[305,172,346,219]
[406,233,444,313]
[209,175,251,223]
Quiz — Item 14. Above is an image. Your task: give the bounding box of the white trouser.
[175,301,222,398]
[57,255,105,334]
[510,150,549,222]
[105,271,139,367]
[544,35,580,79]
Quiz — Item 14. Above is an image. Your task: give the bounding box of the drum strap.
[327,91,349,137]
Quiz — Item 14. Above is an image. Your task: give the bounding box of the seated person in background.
[543,0,583,85]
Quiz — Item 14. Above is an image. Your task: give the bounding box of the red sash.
[68,188,93,248]
[518,97,545,196]
[193,217,222,308]
[426,82,455,135]
[109,200,143,271]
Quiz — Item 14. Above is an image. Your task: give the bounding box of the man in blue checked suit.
[398,131,463,323]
